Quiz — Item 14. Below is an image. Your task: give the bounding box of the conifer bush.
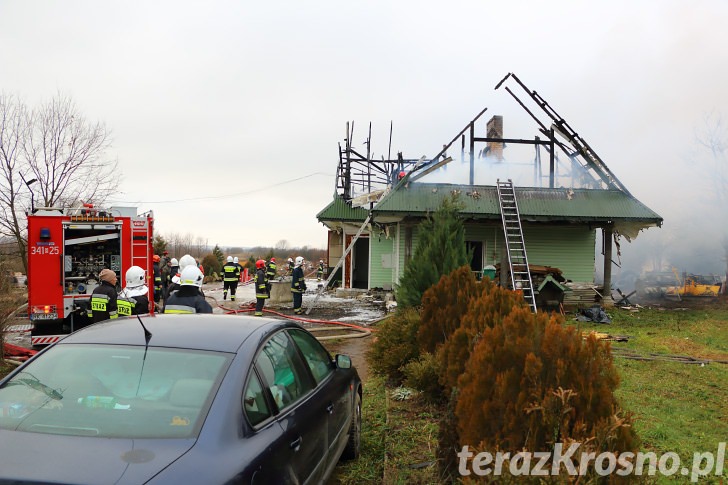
[418,265,482,354]
[455,306,639,466]
[438,279,526,392]
[402,352,442,402]
[367,307,421,382]
[395,195,470,308]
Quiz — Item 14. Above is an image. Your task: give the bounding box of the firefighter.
[153,255,163,303]
[167,258,180,287]
[87,269,119,323]
[164,266,212,314]
[233,257,243,282]
[266,257,277,281]
[254,259,268,316]
[164,254,201,305]
[117,266,150,316]
[317,259,325,281]
[265,257,277,294]
[287,257,294,276]
[291,256,307,315]
[222,256,240,301]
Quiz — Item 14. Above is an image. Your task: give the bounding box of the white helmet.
[179,255,196,270]
[170,258,179,266]
[295,256,304,267]
[180,265,204,287]
[125,266,145,288]
[288,258,293,263]
[233,257,239,264]
[227,256,233,263]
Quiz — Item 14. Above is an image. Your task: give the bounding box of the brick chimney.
[486,115,504,161]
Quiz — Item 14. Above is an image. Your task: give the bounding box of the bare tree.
[275,239,290,251]
[0,93,119,273]
[23,93,117,208]
[0,94,31,271]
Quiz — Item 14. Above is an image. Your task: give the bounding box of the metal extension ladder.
[305,215,372,315]
[497,179,537,313]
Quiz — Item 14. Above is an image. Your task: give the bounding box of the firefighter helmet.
[227,256,233,263]
[233,257,239,264]
[153,254,161,262]
[288,258,293,263]
[295,256,304,267]
[179,254,196,270]
[180,265,204,287]
[125,266,145,288]
[256,259,266,269]
[170,258,179,266]
[270,257,276,263]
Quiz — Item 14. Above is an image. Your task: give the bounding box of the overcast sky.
[2,1,727,256]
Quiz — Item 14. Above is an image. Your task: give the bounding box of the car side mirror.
[335,354,352,369]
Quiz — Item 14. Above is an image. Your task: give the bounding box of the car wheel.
[341,391,361,460]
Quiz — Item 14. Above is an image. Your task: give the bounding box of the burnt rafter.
[336,121,421,201]
[495,72,631,195]
[338,73,630,199]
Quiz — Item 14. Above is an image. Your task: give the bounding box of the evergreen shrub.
[455,306,639,478]
[402,352,442,403]
[367,307,421,382]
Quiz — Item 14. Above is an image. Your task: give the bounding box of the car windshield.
[0,344,231,439]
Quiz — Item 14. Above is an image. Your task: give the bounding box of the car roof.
[58,314,295,353]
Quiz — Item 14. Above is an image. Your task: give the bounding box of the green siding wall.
[523,225,596,282]
[370,233,395,289]
[389,222,595,288]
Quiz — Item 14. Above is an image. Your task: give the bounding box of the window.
[254,332,312,411]
[243,371,271,427]
[289,329,333,384]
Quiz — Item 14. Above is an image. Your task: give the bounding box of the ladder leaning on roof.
[497,179,537,313]
[305,215,372,315]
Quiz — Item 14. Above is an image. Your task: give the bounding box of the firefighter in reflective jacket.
[153,255,163,303]
[117,266,150,316]
[88,269,119,323]
[233,257,243,282]
[291,256,307,314]
[254,259,268,316]
[164,266,212,314]
[222,256,241,301]
[317,259,325,281]
[265,257,277,294]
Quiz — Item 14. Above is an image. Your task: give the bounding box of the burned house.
[316,73,662,307]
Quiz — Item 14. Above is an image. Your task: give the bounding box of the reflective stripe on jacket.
[117,297,136,316]
[164,288,213,314]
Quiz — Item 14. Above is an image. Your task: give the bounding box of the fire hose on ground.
[206,294,374,341]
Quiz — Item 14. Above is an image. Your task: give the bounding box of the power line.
[109,172,333,205]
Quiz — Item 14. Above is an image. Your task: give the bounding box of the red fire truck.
[27,204,155,346]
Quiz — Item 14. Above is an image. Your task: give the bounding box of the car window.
[254,332,312,411]
[288,329,333,384]
[243,371,271,427]
[0,344,230,439]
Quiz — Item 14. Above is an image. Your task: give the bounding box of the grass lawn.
[572,304,728,482]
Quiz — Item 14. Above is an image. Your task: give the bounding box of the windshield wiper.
[6,372,64,401]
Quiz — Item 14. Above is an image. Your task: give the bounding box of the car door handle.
[289,436,302,450]
[326,403,334,414]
